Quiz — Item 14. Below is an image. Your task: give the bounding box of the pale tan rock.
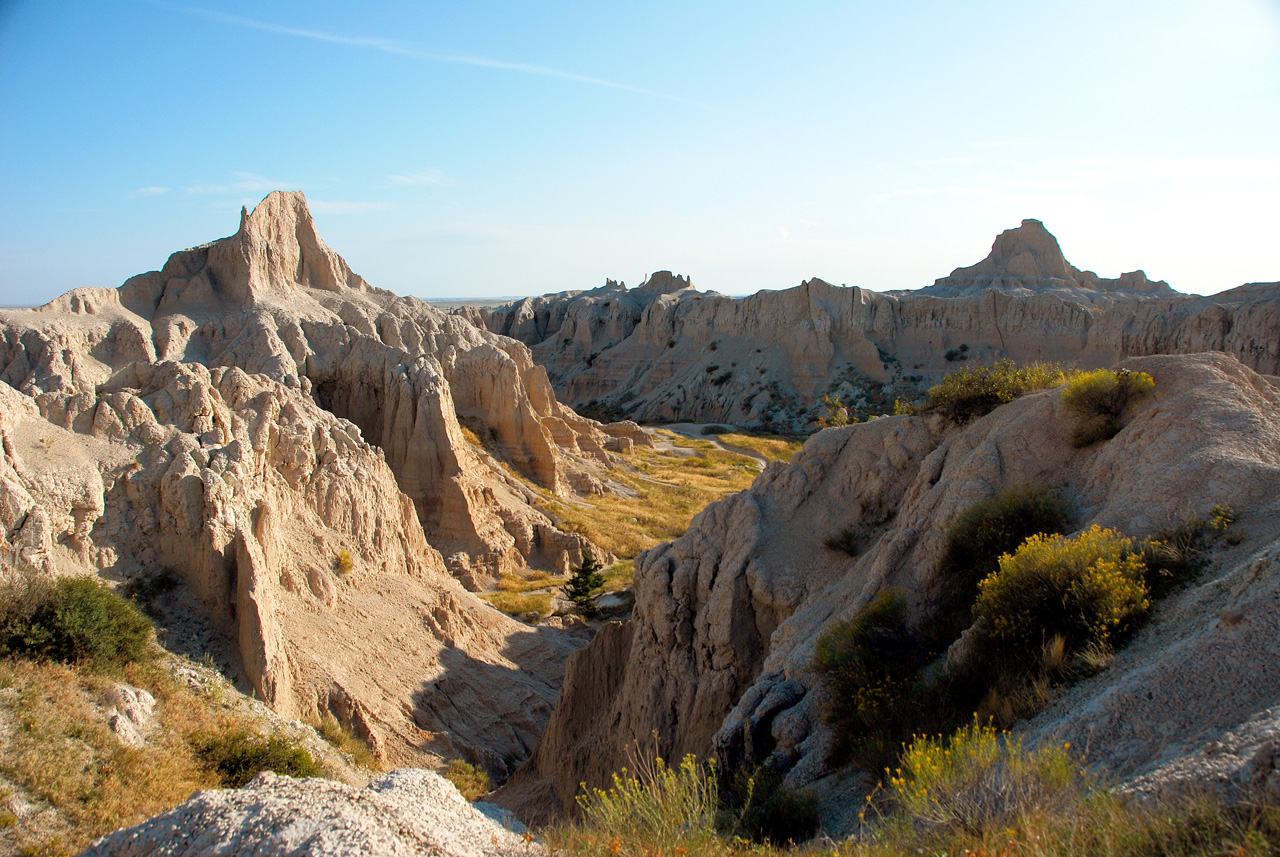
[497,353,1280,825]
[482,223,1279,433]
[0,191,622,772]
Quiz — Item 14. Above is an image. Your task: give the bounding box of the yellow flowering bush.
[974,526,1149,663]
[813,591,923,767]
[1060,368,1155,446]
[570,753,722,856]
[924,360,1071,424]
[888,719,1081,834]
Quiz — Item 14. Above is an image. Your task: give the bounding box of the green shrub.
[564,551,606,616]
[721,766,819,844]
[973,525,1149,665]
[887,719,1084,836]
[444,759,491,800]
[1061,368,1155,447]
[813,591,924,767]
[933,484,1069,641]
[196,730,322,788]
[0,576,152,671]
[925,360,1069,424]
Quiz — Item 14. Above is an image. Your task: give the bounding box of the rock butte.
[479,219,1280,432]
[0,191,648,774]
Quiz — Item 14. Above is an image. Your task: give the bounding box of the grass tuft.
[444,759,491,800]
[194,729,322,788]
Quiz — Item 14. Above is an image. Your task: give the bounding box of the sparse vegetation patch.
[0,576,153,671]
[923,359,1070,424]
[1061,368,1155,446]
[444,759,491,800]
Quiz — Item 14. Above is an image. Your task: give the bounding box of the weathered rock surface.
[79,769,537,857]
[478,222,1278,432]
[496,353,1280,827]
[0,191,633,772]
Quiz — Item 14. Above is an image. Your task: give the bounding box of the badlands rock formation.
[81,769,535,857]
[481,221,1279,431]
[0,191,639,772]
[497,353,1280,827]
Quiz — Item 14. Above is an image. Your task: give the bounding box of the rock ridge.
[496,353,1280,828]
[0,190,641,773]
[476,221,1276,432]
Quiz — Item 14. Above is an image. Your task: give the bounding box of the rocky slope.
[0,191,640,773]
[480,221,1279,431]
[495,353,1280,828]
[80,770,534,857]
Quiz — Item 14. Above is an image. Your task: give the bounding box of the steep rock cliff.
[496,353,1280,825]
[0,191,639,773]
[479,222,1278,432]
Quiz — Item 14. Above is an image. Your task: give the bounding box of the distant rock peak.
[925,219,1174,300]
[635,270,693,296]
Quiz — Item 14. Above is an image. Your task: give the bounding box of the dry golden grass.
[534,430,774,561]
[713,432,804,463]
[601,559,634,593]
[0,659,229,853]
[479,590,554,617]
[312,713,379,771]
[0,654,367,854]
[478,571,570,617]
[496,571,565,593]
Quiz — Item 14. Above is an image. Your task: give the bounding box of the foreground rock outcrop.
[0,191,639,771]
[497,353,1280,827]
[480,221,1279,431]
[80,770,535,857]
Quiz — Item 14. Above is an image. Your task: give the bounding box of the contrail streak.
[164,3,714,110]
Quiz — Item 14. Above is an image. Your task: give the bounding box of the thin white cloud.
[389,170,446,186]
[309,200,390,214]
[163,3,715,110]
[130,186,169,197]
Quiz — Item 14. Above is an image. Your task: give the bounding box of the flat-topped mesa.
[923,218,1175,300]
[633,270,693,298]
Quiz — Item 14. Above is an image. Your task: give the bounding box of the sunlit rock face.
[476,222,1278,432]
[0,190,647,773]
[496,353,1280,831]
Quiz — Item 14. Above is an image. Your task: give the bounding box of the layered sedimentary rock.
[0,191,639,772]
[497,353,1280,827]
[480,222,1279,431]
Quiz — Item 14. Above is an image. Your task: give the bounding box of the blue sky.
[1,0,1277,305]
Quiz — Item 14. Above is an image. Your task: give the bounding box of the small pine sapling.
[565,551,606,616]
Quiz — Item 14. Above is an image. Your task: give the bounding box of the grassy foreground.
[548,724,1280,857]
